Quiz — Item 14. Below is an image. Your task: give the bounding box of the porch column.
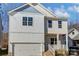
[66,34,68,51]
[12,43,15,56]
[57,34,59,50]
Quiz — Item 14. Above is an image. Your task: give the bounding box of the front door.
[59,34,66,49]
[50,37,57,45]
[49,37,57,49]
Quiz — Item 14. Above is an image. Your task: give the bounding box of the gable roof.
[68,24,79,34]
[73,25,79,31]
[73,33,79,40]
[68,28,79,40]
[68,27,79,34]
[8,3,57,18]
[8,4,30,14]
[68,28,74,34]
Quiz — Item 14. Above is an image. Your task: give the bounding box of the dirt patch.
[1,32,8,48]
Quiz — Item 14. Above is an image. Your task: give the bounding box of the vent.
[31,3,38,6]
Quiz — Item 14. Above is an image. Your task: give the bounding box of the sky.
[43,3,79,23]
[0,3,79,32]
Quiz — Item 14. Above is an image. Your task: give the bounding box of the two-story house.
[8,3,68,56]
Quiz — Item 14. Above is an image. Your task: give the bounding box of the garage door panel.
[14,44,43,56]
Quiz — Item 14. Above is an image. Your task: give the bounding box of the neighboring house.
[69,27,79,47]
[68,26,79,55]
[8,3,68,56]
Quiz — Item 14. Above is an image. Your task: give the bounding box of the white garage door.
[14,44,43,56]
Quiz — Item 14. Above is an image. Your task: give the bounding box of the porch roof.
[45,16,67,21]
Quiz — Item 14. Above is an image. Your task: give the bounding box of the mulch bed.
[0,48,8,56]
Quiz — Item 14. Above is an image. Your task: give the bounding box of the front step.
[42,50,55,56]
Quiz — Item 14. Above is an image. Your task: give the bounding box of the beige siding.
[9,12,45,55]
[9,33,44,43]
[9,12,44,33]
[48,21,68,34]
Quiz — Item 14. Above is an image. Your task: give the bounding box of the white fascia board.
[28,3,57,18]
[38,3,57,17]
[8,4,27,14]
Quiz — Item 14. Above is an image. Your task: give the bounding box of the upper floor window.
[22,17,33,26]
[28,17,33,26]
[23,17,27,26]
[48,20,52,28]
[58,21,62,28]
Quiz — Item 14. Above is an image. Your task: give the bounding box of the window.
[48,20,52,28]
[23,17,27,26]
[58,21,62,28]
[51,38,54,44]
[76,40,79,44]
[74,40,79,46]
[72,31,75,35]
[50,38,57,45]
[22,17,33,26]
[28,17,33,26]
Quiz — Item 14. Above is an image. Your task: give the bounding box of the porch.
[44,34,68,56]
[45,34,67,51]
